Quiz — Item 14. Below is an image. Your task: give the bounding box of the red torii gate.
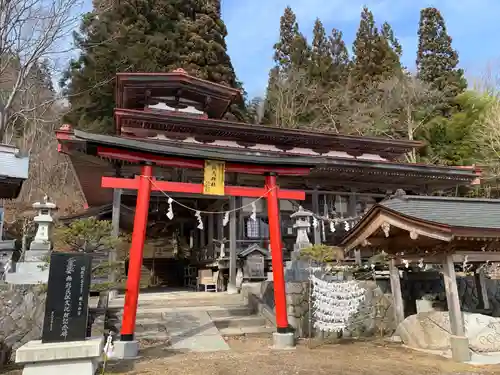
[98,147,310,342]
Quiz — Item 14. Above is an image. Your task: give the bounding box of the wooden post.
[228,196,237,293]
[208,213,214,258]
[237,197,245,241]
[389,258,405,327]
[121,164,152,341]
[312,190,321,244]
[443,254,465,336]
[217,211,224,240]
[109,188,122,299]
[347,193,361,265]
[474,269,490,310]
[442,253,471,362]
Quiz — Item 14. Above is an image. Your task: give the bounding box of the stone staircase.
[94,291,275,341]
[207,305,275,337]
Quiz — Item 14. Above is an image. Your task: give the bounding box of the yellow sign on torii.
[203,160,225,196]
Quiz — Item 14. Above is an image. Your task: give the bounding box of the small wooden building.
[341,192,500,362]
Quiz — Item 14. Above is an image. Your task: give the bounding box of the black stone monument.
[42,252,92,343]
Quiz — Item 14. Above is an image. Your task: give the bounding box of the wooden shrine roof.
[0,144,29,199]
[66,129,319,168]
[115,108,423,160]
[380,195,500,229]
[115,69,243,119]
[341,191,500,253]
[55,126,481,206]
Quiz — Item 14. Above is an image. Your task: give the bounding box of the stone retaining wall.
[263,274,500,339]
[242,279,395,338]
[0,283,46,366]
[286,280,395,338]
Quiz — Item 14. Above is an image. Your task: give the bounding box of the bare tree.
[315,77,378,135]
[265,68,443,165]
[266,68,321,129]
[0,0,96,215]
[0,0,83,141]
[471,59,500,99]
[476,99,500,172]
[372,76,443,162]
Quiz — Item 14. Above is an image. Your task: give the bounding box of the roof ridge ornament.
[393,189,407,200]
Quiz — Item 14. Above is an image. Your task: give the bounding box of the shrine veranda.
[56,69,480,342]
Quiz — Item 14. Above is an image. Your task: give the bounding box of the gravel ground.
[107,336,500,375]
[3,336,500,375]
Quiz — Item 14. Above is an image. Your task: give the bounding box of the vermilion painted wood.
[96,147,312,176]
[265,174,289,331]
[120,165,152,341]
[101,176,306,200]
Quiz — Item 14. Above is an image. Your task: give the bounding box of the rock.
[396,311,500,353]
[0,285,46,368]
[396,312,452,350]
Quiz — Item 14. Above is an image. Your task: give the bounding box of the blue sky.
[222,0,500,99]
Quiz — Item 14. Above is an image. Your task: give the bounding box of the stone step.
[135,331,171,341]
[206,306,253,319]
[111,293,244,305]
[218,325,276,337]
[103,304,251,317]
[212,315,268,329]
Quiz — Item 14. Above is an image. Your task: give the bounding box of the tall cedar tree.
[176,0,238,85]
[264,6,310,125]
[272,6,310,72]
[309,19,332,84]
[351,7,402,92]
[329,28,350,84]
[62,0,241,134]
[416,7,466,112]
[381,22,403,68]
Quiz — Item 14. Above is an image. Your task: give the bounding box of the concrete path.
[108,291,258,352]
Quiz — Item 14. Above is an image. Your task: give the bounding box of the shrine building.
[56,69,480,347]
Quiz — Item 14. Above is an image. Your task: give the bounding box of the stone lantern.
[6,196,57,284]
[285,206,314,282]
[25,195,57,261]
[290,206,313,254]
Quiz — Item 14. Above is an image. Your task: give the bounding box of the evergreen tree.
[309,19,332,83]
[421,92,492,166]
[264,6,311,126]
[380,22,403,70]
[62,0,241,134]
[351,7,401,90]
[416,7,467,109]
[329,28,350,84]
[176,0,238,85]
[273,6,309,73]
[262,67,279,124]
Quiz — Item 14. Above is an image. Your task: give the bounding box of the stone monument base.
[24,247,51,262]
[15,337,103,375]
[112,340,139,359]
[450,335,471,362]
[284,260,309,282]
[271,332,295,350]
[6,262,49,284]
